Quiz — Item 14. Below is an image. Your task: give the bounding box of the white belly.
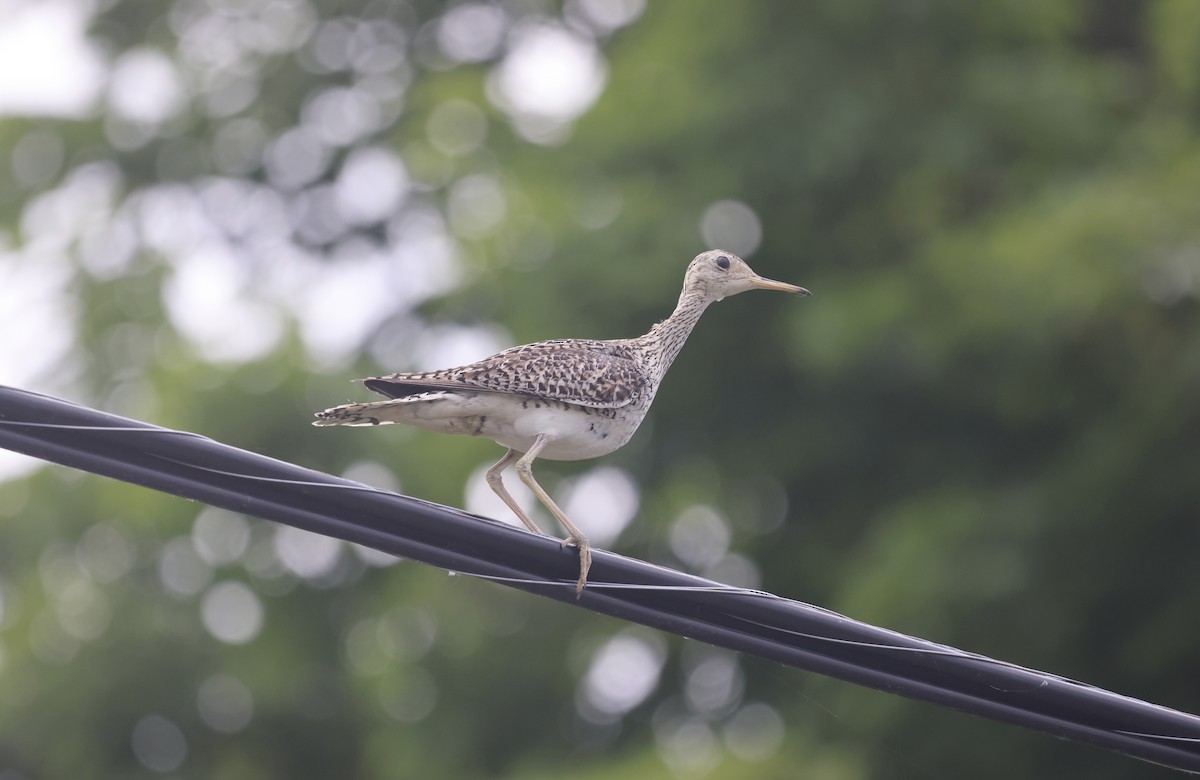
[340,391,644,461]
[496,398,636,459]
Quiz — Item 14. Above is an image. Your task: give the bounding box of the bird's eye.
[716,255,730,270]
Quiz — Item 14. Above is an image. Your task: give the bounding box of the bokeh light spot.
[273,526,342,580]
[488,21,607,143]
[54,579,112,641]
[0,0,104,117]
[131,715,188,773]
[76,522,135,583]
[669,505,731,569]
[438,4,507,63]
[684,651,743,715]
[575,0,647,33]
[197,673,255,733]
[700,199,763,257]
[263,126,331,190]
[335,147,409,225]
[192,507,251,566]
[162,248,286,365]
[159,537,214,598]
[580,629,667,718]
[303,86,384,147]
[108,48,187,125]
[723,702,786,761]
[200,580,264,644]
[563,466,640,546]
[654,716,721,775]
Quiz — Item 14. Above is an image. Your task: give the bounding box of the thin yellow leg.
[485,449,544,535]
[516,434,592,595]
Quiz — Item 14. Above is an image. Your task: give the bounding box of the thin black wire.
[1,384,1199,774]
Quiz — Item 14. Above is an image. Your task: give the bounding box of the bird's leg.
[516,434,592,595]
[485,448,544,535]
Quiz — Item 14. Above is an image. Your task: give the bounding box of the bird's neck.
[642,288,713,379]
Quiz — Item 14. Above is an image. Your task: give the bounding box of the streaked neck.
[641,288,712,379]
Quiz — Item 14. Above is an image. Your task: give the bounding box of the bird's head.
[683,250,811,302]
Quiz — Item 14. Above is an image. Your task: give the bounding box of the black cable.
[1,384,1198,773]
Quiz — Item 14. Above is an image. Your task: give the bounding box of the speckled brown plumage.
[313,250,810,594]
[362,340,647,409]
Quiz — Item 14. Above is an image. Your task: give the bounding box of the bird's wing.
[361,340,647,409]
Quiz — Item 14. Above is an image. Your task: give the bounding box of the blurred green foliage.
[2,1,1199,778]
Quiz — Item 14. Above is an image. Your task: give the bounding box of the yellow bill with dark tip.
[750,275,812,296]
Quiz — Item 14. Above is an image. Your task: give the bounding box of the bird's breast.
[462,395,641,460]
[375,389,649,460]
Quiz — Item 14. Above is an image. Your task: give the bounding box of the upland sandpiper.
[314,250,810,593]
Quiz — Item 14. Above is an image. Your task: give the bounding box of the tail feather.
[312,391,461,427]
[312,399,406,427]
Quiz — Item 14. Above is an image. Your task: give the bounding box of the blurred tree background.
[2,0,1199,777]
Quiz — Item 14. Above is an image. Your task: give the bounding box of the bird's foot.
[561,536,592,597]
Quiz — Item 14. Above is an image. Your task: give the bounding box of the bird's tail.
[312,398,416,427]
[312,391,457,427]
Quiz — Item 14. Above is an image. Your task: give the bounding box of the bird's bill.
[749,275,812,296]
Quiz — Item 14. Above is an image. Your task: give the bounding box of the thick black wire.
[1,384,1199,773]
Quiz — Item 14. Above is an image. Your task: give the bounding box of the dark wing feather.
[362,340,647,409]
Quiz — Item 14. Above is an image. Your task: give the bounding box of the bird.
[313,249,810,594]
